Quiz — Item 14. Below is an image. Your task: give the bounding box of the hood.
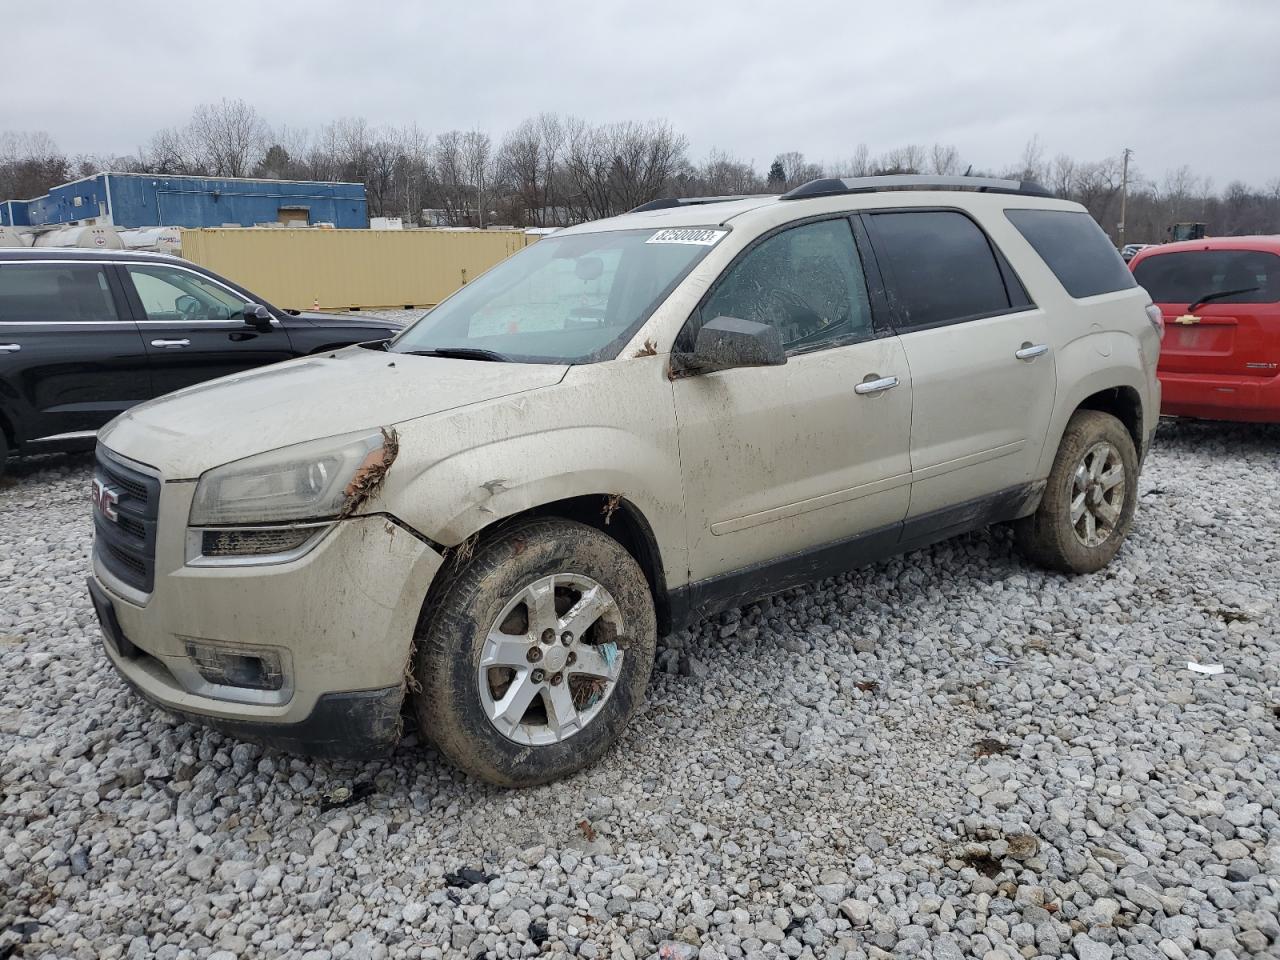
[100,346,567,478]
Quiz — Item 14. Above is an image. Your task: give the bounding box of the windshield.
[388,227,724,363]
[1133,250,1280,305]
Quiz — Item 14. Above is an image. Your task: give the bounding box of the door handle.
[1015,342,1049,361]
[150,339,191,348]
[854,375,900,395]
[0,343,19,353]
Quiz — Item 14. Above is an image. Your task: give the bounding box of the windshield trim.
[386,225,729,365]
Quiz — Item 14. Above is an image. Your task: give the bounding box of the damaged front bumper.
[89,480,444,759]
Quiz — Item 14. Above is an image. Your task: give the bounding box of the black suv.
[0,249,402,473]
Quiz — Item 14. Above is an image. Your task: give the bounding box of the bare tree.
[770,151,823,189]
[433,130,468,225]
[461,130,493,226]
[188,98,269,177]
[929,143,962,176]
[1048,154,1076,197]
[0,130,69,200]
[698,149,763,195]
[874,144,927,174]
[7,105,1280,239]
[1072,157,1124,235]
[1015,135,1046,182]
[562,118,688,220]
[828,144,871,178]
[146,124,201,175]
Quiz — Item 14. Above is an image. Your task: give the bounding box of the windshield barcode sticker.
[646,228,727,246]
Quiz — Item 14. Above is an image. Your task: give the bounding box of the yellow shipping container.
[178,228,539,311]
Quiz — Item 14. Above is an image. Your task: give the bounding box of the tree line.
[4,100,1278,241]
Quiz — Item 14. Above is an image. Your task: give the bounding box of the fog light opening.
[185,641,285,691]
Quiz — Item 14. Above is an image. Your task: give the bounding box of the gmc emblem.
[92,478,120,522]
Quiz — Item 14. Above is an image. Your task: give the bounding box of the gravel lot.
[1,421,1277,960]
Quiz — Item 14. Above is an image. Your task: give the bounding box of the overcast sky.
[9,1,1280,187]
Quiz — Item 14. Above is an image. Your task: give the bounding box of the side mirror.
[243,302,273,331]
[671,316,787,377]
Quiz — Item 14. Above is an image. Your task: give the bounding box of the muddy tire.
[412,518,657,787]
[0,430,7,480]
[1016,410,1139,574]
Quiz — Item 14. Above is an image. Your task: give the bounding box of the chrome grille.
[93,447,160,593]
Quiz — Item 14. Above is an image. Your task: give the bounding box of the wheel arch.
[1038,362,1151,479]
[1076,385,1143,453]
[421,493,677,636]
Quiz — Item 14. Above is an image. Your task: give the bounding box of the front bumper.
[1159,369,1280,423]
[89,474,444,758]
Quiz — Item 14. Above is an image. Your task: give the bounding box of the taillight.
[1144,303,1165,339]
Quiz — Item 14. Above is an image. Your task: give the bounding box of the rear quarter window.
[1006,209,1137,299]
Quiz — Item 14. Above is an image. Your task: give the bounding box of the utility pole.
[1119,147,1133,248]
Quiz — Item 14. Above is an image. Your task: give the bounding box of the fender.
[365,360,691,591]
[1038,330,1151,477]
[399,427,682,545]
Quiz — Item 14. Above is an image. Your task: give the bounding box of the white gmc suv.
[88,176,1162,786]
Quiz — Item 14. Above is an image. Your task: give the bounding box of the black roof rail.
[628,194,768,213]
[779,175,1053,201]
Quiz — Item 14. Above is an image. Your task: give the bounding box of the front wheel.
[1016,410,1139,574]
[412,518,657,786]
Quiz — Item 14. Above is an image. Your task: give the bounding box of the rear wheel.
[412,518,657,786]
[0,429,8,480]
[1016,410,1138,574]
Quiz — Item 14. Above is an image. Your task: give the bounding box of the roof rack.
[628,194,766,213]
[779,175,1053,201]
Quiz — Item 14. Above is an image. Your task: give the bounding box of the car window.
[1132,249,1280,305]
[467,245,624,337]
[682,218,873,354]
[391,229,717,363]
[0,263,119,323]
[126,264,247,322]
[1006,208,1137,299]
[867,211,1013,330]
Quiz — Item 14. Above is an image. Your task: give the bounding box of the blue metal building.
[1,173,367,229]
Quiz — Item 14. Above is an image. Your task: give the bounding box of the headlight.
[189,430,390,526]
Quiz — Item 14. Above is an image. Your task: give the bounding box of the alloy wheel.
[1070,440,1126,548]
[477,573,625,746]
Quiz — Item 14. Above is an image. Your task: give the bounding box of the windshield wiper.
[400,347,509,362]
[1185,286,1259,314]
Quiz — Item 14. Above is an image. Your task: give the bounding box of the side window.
[126,265,246,322]
[683,218,873,354]
[1006,208,1137,299]
[0,263,119,323]
[867,211,1014,330]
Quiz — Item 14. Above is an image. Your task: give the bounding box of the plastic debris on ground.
[1186,661,1225,676]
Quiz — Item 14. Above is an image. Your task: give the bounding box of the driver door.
[672,216,914,587]
[117,262,296,397]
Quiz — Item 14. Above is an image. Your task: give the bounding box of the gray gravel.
[2,421,1278,960]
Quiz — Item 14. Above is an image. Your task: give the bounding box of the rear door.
[1133,248,1280,379]
[862,209,1056,522]
[0,260,152,446]
[118,261,297,397]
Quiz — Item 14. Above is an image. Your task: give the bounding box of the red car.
[1130,236,1280,422]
